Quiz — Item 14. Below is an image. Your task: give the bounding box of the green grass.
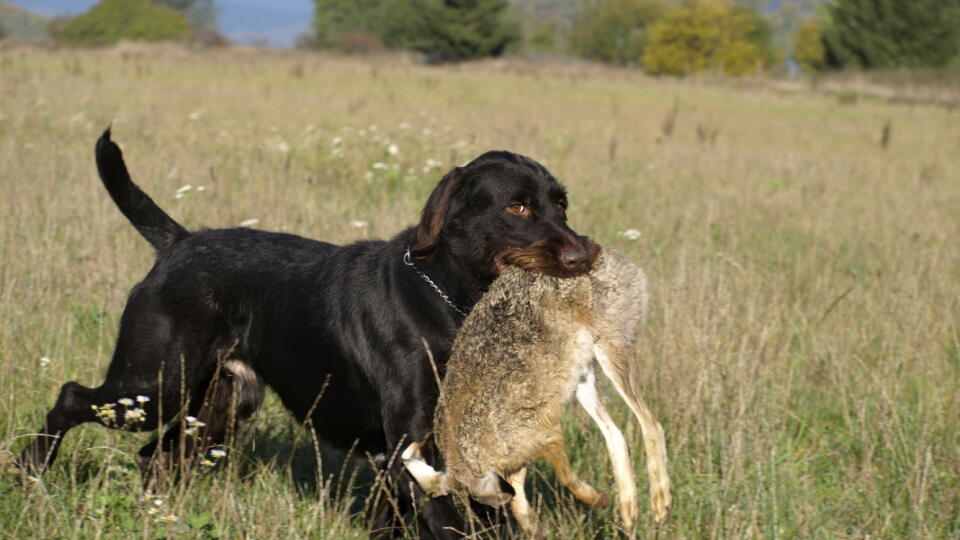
[1,44,959,538]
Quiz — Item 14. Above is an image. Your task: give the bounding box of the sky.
[11,0,313,48]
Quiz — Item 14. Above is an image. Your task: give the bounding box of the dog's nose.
[560,248,588,268]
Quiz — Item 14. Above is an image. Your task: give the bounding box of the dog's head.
[411,151,598,280]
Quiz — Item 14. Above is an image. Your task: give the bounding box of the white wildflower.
[239,218,259,227]
[176,184,192,195]
[350,220,368,229]
[619,229,642,241]
[209,448,227,458]
[136,395,151,404]
[124,408,146,422]
[386,143,399,156]
[188,110,203,121]
[331,136,343,147]
[371,162,389,171]
[276,141,290,154]
[422,158,442,173]
[118,397,134,406]
[196,185,207,192]
[201,458,216,467]
[92,403,117,424]
[40,356,52,367]
[147,507,161,516]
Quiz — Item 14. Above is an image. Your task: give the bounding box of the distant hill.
[0,2,49,40]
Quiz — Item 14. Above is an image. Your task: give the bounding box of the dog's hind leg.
[575,367,639,533]
[17,381,102,477]
[18,290,221,479]
[137,359,264,487]
[593,343,672,524]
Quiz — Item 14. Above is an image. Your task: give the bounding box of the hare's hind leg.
[506,467,542,539]
[538,428,608,508]
[593,343,672,524]
[575,367,639,532]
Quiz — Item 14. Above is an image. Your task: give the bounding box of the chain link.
[403,246,468,317]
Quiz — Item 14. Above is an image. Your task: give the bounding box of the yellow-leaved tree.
[792,19,825,73]
[643,0,776,76]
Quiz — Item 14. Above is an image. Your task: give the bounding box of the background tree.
[58,0,189,47]
[311,0,387,49]
[153,0,217,30]
[792,19,825,72]
[568,0,667,66]
[643,0,776,76]
[821,0,960,69]
[312,0,520,61]
[393,0,521,62]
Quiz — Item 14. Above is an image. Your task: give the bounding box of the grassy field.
[1,44,958,538]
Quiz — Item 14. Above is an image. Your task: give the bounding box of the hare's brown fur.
[405,249,671,536]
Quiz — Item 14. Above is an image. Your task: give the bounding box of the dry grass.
[1,44,959,538]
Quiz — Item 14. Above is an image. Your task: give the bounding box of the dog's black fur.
[19,129,598,538]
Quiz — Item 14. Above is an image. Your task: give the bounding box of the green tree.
[312,0,386,49]
[386,0,520,61]
[59,0,189,46]
[153,0,217,30]
[792,19,825,72]
[312,0,519,61]
[643,0,776,76]
[822,0,960,69]
[568,0,667,66]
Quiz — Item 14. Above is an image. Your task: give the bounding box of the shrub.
[59,0,189,47]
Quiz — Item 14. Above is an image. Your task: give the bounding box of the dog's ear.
[411,167,464,257]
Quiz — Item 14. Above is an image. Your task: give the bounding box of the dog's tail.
[95,128,190,251]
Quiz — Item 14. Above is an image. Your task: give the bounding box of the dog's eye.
[556,202,567,213]
[506,204,530,217]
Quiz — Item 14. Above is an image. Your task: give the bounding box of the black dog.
[19,128,598,538]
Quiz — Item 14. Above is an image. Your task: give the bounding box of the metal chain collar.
[403,246,468,317]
